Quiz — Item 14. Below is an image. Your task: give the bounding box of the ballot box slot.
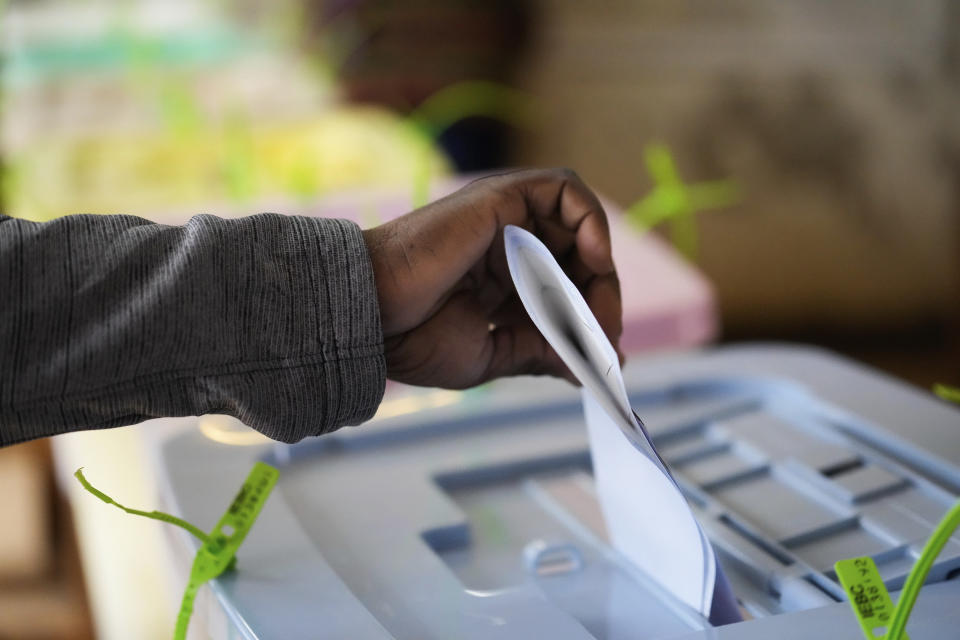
[715,514,795,567]
[423,464,705,638]
[820,458,865,478]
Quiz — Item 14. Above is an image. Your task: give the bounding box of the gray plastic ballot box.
[157,345,960,639]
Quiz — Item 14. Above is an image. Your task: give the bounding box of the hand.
[362,168,622,389]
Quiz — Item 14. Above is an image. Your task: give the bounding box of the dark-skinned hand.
[362,168,623,389]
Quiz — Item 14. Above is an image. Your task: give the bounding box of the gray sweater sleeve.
[0,212,386,446]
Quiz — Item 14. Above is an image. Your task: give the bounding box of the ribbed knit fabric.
[0,212,386,446]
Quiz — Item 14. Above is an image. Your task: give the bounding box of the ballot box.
[157,345,960,639]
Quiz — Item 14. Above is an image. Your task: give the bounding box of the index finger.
[486,169,622,349]
[489,168,615,277]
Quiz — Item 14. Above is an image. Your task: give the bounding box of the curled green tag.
[934,384,960,404]
[75,468,210,543]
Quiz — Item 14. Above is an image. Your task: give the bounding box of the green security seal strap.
[75,462,279,640]
[834,556,909,640]
[835,500,960,640]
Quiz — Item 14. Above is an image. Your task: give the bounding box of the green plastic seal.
[76,462,279,640]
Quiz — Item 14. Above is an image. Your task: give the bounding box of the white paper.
[503,225,726,619]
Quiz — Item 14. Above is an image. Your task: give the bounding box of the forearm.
[0,212,385,446]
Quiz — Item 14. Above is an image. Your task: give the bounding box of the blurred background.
[1,1,958,638]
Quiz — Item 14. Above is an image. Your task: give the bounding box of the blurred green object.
[625,144,739,261]
[408,81,534,141]
[934,384,960,404]
[405,81,535,209]
[5,107,450,222]
[74,468,211,550]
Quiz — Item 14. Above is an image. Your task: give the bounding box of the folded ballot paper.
[504,225,741,625]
